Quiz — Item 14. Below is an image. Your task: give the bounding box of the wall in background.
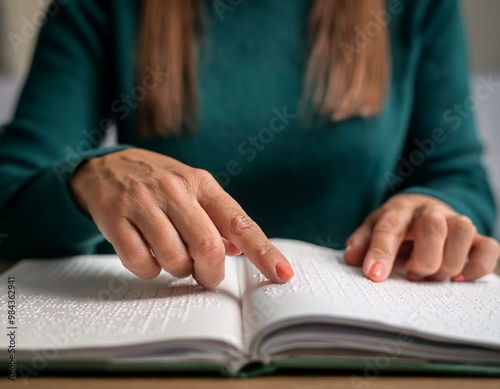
[0,0,50,77]
[0,0,500,78]
[461,0,500,72]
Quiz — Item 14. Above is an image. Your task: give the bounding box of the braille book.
[1,239,499,378]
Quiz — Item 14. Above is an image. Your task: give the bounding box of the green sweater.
[0,0,495,258]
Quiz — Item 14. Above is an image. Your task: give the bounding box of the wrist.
[69,158,97,215]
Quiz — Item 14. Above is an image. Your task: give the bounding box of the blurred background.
[0,0,499,237]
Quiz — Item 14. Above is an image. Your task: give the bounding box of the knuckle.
[193,169,220,198]
[387,196,413,210]
[163,249,190,263]
[255,242,276,261]
[368,246,393,261]
[193,168,216,186]
[190,237,225,261]
[450,216,476,236]
[420,210,447,237]
[374,214,404,235]
[229,212,257,235]
[163,170,193,193]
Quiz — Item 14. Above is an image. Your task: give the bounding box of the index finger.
[363,207,414,281]
[198,184,294,283]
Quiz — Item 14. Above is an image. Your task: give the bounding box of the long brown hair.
[137,0,390,137]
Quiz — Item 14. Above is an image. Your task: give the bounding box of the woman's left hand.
[344,194,500,282]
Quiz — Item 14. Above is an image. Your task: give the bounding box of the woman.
[0,0,498,287]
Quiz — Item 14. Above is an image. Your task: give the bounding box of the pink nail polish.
[369,262,385,282]
[451,274,465,282]
[276,262,294,281]
[406,272,422,282]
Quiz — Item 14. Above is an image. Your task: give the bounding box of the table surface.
[1,260,499,387]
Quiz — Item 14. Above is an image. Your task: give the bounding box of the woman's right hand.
[69,148,294,287]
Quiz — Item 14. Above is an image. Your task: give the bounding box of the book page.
[241,239,500,352]
[0,255,245,356]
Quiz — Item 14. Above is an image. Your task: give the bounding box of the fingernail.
[406,272,422,282]
[345,243,352,252]
[451,274,465,282]
[368,261,385,282]
[227,243,242,256]
[275,262,294,281]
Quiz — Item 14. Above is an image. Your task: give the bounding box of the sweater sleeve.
[392,0,496,235]
[0,0,130,259]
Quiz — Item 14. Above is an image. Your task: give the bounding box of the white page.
[242,239,500,351]
[0,255,244,355]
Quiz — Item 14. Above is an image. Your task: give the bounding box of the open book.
[1,239,499,378]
